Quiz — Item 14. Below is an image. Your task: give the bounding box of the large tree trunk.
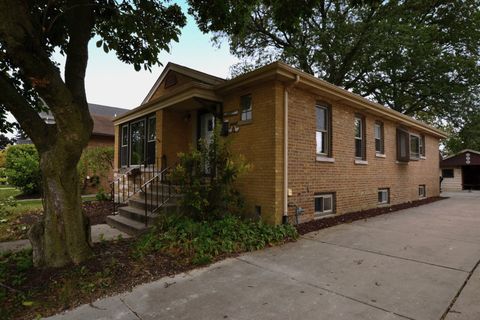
[29,143,92,268]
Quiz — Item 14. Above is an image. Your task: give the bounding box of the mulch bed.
[83,200,113,225]
[1,239,236,320]
[296,196,447,235]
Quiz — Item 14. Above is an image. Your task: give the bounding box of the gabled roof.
[443,149,480,160]
[119,61,447,138]
[88,103,128,118]
[141,62,225,104]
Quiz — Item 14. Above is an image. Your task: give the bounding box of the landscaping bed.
[296,196,447,235]
[0,201,113,242]
[0,215,298,320]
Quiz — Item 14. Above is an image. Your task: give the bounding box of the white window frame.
[240,94,252,121]
[410,134,421,160]
[378,188,389,205]
[355,116,364,159]
[374,122,384,154]
[314,193,334,216]
[419,185,426,198]
[316,105,329,156]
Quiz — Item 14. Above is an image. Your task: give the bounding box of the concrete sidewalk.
[48,193,480,320]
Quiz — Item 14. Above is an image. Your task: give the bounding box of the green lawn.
[0,186,21,200]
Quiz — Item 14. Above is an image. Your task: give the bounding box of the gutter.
[283,75,300,224]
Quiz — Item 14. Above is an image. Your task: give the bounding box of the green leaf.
[22,301,34,307]
[96,40,103,48]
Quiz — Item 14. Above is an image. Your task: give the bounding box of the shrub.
[77,146,114,190]
[0,149,6,167]
[170,123,250,221]
[135,214,298,265]
[5,145,41,195]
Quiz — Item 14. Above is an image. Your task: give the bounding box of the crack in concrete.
[349,221,480,246]
[302,236,470,273]
[235,256,415,320]
[440,258,480,320]
[119,297,144,320]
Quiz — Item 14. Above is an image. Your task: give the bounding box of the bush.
[135,214,298,265]
[170,123,249,221]
[0,149,6,167]
[5,145,41,195]
[77,146,114,190]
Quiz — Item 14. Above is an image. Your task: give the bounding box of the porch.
[116,97,222,172]
[108,91,223,235]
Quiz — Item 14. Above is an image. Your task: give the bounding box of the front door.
[199,112,214,174]
[199,112,215,145]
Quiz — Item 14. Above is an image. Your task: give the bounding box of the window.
[121,125,128,147]
[396,129,410,162]
[355,116,365,159]
[378,188,390,205]
[410,134,420,159]
[420,135,426,157]
[374,122,384,154]
[442,169,454,178]
[419,185,426,198]
[240,94,252,121]
[147,116,156,142]
[316,105,329,155]
[314,193,334,216]
[130,119,145,165]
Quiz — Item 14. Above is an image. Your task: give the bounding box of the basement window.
[378,188,390,205]
[314,193,334,216]
[419,185,426,198]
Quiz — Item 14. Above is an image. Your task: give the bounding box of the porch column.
[113,125,120,170]
[156,109,164,168]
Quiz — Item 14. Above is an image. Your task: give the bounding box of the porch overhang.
[113,82,222,126]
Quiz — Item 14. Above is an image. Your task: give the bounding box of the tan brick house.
[111,62,446,228]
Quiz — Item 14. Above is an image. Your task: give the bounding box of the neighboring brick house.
[112,62,446,226]
[440,150,480,191]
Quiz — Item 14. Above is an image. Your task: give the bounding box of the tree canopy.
[0,0,186,267]
[188,0,480,126]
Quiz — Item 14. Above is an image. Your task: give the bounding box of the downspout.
[283,74,300,224]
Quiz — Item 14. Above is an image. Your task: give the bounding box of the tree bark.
[29,138,92,267]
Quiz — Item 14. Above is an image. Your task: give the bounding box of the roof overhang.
[215,61,448,139]
[114,82,222,125]
[141,62,225,104]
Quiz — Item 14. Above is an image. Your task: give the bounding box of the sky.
[59,0,236,110]
[4,1,237,136]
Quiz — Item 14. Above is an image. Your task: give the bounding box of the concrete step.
[128,197,177,211]
[138,190,183,201]
[118,205,158,224]
[106,215,148,236]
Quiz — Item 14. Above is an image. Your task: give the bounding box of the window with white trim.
[355,116,365,159]
[410,134,420,159]
[121,125,128,147]
[378,188,389,204]
[314,193,334,216]
[374,122,384,154]
[316,105,329,155]
[240,94,252,121]
[419,185,426,198]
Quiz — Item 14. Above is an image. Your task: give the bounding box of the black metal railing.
[139,165,174,227]
[110,157,164,215]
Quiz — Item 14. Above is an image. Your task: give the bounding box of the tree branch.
[0,72,54,151]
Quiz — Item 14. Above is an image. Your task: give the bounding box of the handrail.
[140,165,170,190]
[110,157,159,215]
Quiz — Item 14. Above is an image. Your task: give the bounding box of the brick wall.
[287,87,441,222]
[222,81,284,224]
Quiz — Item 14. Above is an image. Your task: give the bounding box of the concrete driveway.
[49,192,480,320]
